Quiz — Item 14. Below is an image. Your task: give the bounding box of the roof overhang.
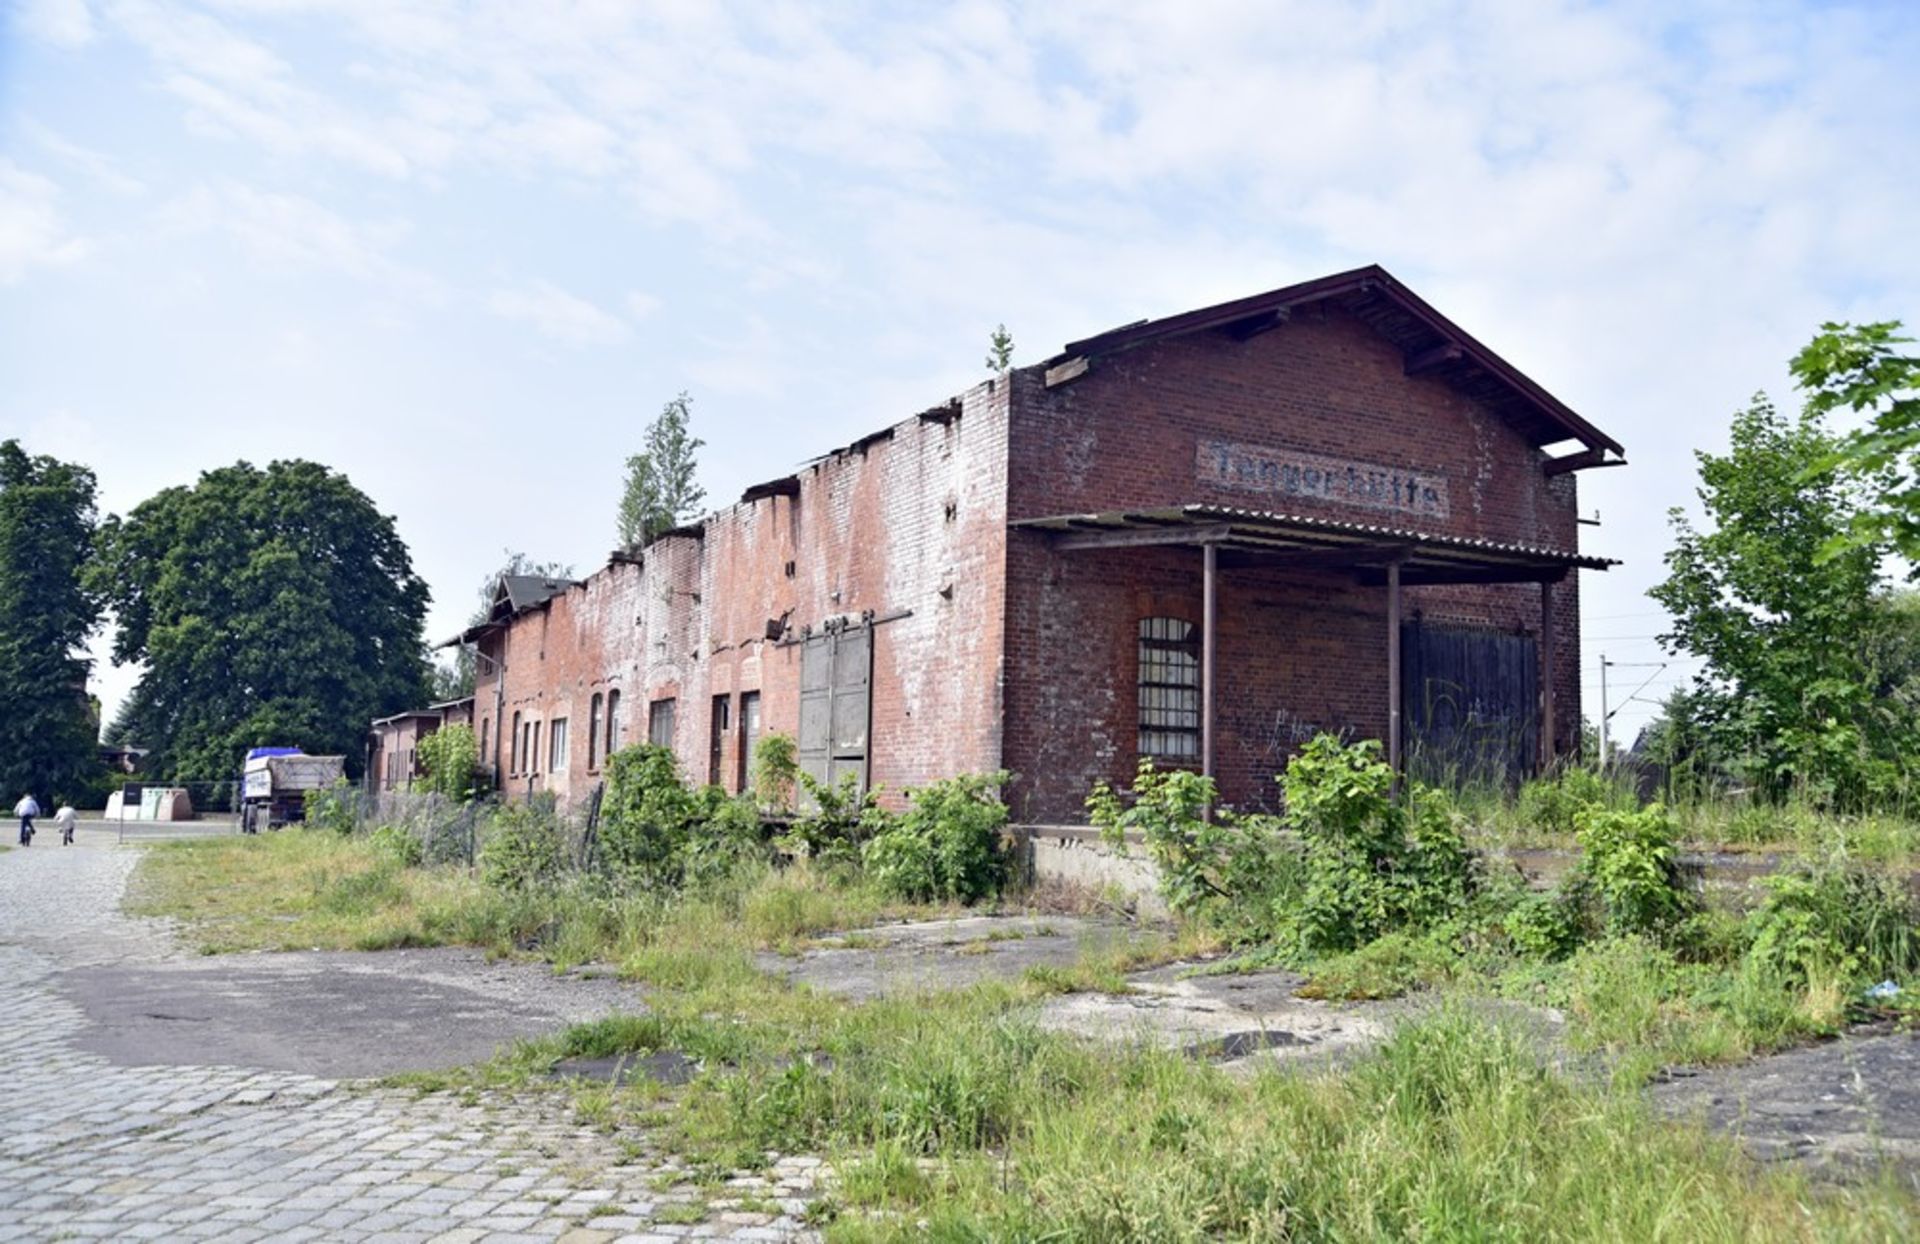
[1012,505,1616,586]
[1042,264,1625,464]
[370,709,443,729]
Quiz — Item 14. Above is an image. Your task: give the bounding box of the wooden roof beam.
[1544,447,1628,476]
[1404,342,1465,376]
[1223,307,1290,343]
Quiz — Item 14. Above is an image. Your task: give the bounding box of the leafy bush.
[416,724,481,801]
[1087,760,1299,937]
[1297,931,1459,1000]
[865,772,1011,903]
[682,788,765,890]
[1515,765,1623,835]
[1504,890,1585,960]
[787,771,889,872]
[368,823,423,868]
[751,732,799,814]
[1572,803,1693,938]
[303,779,359,835]
[1746,863,1920,986]
[1091,736,1474,953]
[1282,736,1475,954]
[598,744,701,890]
[480,800,563,891]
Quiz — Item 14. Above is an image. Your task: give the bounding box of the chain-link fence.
[331,784,607,873]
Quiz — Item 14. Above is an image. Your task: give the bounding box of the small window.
[530,721,542,774]
[1138,617,1201,760]
[480,717,491,770]
[649,697,676,748]
[588,694,604,770]
[606,689,623,757]
[510,711,522,773]
[549,717,569,773]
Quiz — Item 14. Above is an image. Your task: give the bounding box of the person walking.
[14,793,39,846]
[54,802,77,846]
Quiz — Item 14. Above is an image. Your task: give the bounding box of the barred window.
[1138,617,1200,760]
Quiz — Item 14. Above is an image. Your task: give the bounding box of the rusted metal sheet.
[1401,621,1539,785]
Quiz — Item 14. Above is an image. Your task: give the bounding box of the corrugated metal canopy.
[1012,504,1615,585]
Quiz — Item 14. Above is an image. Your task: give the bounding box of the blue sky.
[4,0,1918,745]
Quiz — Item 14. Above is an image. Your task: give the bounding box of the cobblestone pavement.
[0,838,824,1243]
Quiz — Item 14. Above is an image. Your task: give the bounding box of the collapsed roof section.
[438,573,580,648]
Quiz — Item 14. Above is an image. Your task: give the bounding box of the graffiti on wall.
[1197,439,1450,520]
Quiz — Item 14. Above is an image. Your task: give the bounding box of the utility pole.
[1597,653,1610,769]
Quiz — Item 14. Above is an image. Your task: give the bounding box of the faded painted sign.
[1197,440,1450,520]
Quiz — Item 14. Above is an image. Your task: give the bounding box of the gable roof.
[1046,264,1622,459]
[496,574,576,614]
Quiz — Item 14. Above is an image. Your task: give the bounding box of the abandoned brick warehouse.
[376,265,1623,822]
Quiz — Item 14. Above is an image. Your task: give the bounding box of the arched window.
[1138,617,1200,760]
[509,711,522,773]
[588,693,604,770]
[606,689,622,758]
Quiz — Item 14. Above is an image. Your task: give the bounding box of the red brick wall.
[471,380,1010,810]
[1000,303,1587,821]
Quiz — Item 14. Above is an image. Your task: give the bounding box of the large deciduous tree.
[93,460,430,780]
[1792,320,1920,560]
[616,392,705,549]
[0,440,101,801]
[1650,396,1903,807]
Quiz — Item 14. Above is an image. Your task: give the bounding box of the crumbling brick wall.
[472,380,1010,809]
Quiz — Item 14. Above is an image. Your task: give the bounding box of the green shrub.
[864,772,1011,903]
[787,771,889,871]
[1516,765,1624,835]
[1282,736,1475,954]
[682,789,766,890]
[599,745,701,890]
[1572,803,1693,938]
[1505,890,1584,960]
[368,823,423,868]
[303,779,359,835]
[480,801,563,892]
[1746,863,1920,986]
[416,724,481,800]
[1088,760,1299,938]
[1298,931,1459,1000]
[751,732,799,814]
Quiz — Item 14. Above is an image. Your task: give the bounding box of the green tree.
[616,393,705,548]
[92,460,430,780]
[985,324,1014,375]
[1791,320,1920,560]
[1650,396,1896,806]
[436,549,575,699]
[0,441,101,801]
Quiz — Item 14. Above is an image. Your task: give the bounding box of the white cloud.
[624,290,661,318]
[0,161,91,283]
[486,280,629,346]
[14,0,96,47]
[24,121,147,196]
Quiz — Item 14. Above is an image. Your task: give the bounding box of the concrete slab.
[61,947,649,1078]
[1033,962,1398,1067]
[753,915,1137,1001]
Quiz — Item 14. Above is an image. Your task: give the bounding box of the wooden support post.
[1540,578,1557,771]
[1202,541,1217,784]
[1387,559,1403,787]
